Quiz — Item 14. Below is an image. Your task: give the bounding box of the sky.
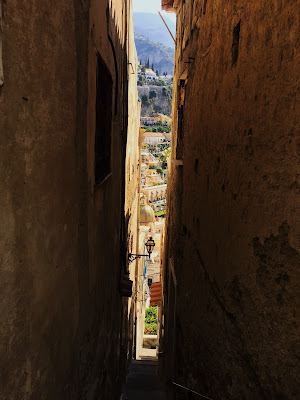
[132,0,176,23]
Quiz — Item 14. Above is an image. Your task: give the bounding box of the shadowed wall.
[163,1,300,399]
[0,0,139,398]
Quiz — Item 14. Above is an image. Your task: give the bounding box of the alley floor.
[122,348,166,400]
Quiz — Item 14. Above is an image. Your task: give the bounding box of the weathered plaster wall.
[0,0,138,398]
[124,0,141,363]
[163,0,300,399]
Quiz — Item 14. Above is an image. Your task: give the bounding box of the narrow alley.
[122,349,166,400]
[0,0,299,399]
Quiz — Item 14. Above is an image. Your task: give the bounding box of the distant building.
[157,114,172,124]
[142,184,167,204]
[140,194,156,233]
[144,132,166,144]
[145,68,158,81]
[140,116,158,125]
[141,151,157,164]
[163,133,171,142]
[145,169,164,186]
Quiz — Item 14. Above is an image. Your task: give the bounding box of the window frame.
[94,52,113,188]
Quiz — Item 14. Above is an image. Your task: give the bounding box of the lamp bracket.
[128,253,149,264]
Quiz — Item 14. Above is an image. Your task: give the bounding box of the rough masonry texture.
[0,0,140,398]
[162,1,300,399]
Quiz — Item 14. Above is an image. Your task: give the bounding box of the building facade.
[144,132,167,144]
[0,0,140,398]
[162,1,299,399]
[145,68,159,81]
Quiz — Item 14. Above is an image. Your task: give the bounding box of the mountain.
[133,12,176,49]
[135,33,174,75]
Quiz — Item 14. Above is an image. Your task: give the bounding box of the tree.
[153,104,162,113]
[159,147,171,169]
[138,75,146,86]
[144,306,158,335]
[145,58,150,68]
[156,69,159,76]
[149,89,157,99]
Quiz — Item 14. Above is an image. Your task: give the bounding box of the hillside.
[138,85,172,117]
[133,12,176,49]
[135,33,174,75]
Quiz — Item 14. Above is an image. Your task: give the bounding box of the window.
[94,52,113,186]
[176,104,184,160]
[176,79,185,160]
[232,21,241,66]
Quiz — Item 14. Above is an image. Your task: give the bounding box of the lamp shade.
[145,237,155,255]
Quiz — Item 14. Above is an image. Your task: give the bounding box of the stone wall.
[0,0,139,398]
[125,2,142,365]
[163,0,300,399]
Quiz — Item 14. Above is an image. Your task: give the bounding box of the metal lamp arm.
[128,253,150,264]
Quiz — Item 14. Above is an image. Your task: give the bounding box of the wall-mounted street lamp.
[128,237,155,264]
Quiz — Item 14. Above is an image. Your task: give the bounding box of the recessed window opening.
[176,79,185,160]
[94,52,113,186]
[176,104,184,160]
[232,21,241,66]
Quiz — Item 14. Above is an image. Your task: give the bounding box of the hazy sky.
[132,0,176,22]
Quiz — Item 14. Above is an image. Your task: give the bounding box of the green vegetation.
[163,147,171,157]
[146,79,165,87]
[159,147,171,169]
[141,94,152,107]
[155,210,166,217]
[148,165,164,176]
[156,167,163,176]
[144,306,158,335]
[149,89,157,99]
[138,75,146,86]
[145,143,171,155]
[162,86,172,101]
[142,123,171,133]
[153,104,163,113]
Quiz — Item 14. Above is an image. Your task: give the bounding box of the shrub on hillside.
[144,306,158,335]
